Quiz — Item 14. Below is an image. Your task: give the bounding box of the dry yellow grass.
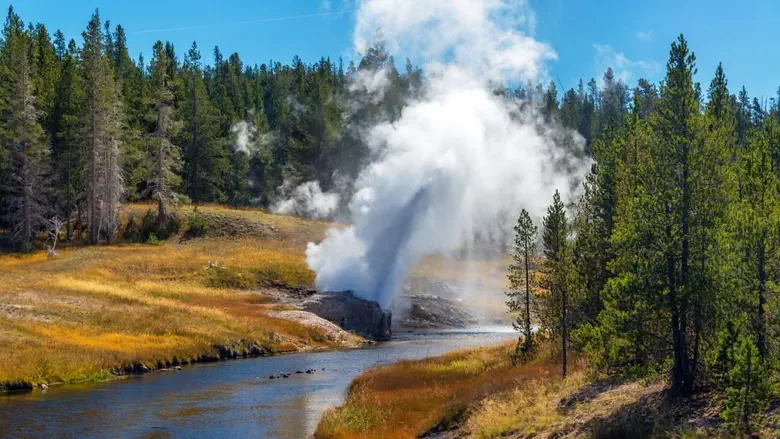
[0,203,516,392]
[0,204,355,389]
[468,367,593,438]
[315,339,760,439]
[314,342,574,439]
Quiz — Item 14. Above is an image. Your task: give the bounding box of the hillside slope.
[0,204,361,391]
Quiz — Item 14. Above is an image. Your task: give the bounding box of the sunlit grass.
[468,368,589,438]
[0,202,516,390]
[0,204,348,388]
[315,342,573,439]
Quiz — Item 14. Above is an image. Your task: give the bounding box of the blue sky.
[5,0,780,100]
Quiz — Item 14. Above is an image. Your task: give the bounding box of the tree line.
[0,6,423,249]
[507,35,778,433]
[0,6,696,253]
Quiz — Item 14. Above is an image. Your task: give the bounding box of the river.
[0,328,515,439]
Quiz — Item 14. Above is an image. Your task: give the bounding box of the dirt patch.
[535,379,724,439]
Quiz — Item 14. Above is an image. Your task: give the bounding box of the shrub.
[123,215,142,242]
[138,209,182,242]
[158,212,181,239]
[722,337,771,434]
[146,233,160,246]
[17,241,35,254]
[185,213,209,239]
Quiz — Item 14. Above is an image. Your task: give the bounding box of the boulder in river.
[302,291,392,340]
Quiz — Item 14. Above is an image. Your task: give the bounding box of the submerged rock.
[302,291,392,340]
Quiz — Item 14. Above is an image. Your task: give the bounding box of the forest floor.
[314,342,780,439]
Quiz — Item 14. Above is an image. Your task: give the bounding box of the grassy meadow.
[0,203,356,390]
[0,203,511,392]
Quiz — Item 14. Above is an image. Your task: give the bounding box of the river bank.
[315,342,780,439]
[0,204,358,392]
[0,330,514,438]
[0,203,511,393]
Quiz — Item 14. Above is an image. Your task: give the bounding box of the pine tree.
[506,209,538,356]
[0,8,50,248]
[181,42,225,204]
[717,115,780,368]
[707,63,730,121]
[31,23,58,124]
[540,190,572,378]
[541,81,558,123]
[737,86,752,145]
[82,9,123,243]
[50,38,85,240]
[147,41,181,222]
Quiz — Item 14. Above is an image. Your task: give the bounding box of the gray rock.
[391,293,478,330]
[302,291,392,340]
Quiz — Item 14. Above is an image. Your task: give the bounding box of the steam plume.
[306,0,588,307]
[272,181,340,220]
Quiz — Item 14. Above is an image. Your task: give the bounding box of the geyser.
[306,0,589,307]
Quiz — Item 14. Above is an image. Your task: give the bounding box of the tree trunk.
[21,74,32,246]
[757,229,767,362]
[679,138,693,395]
[667,213,689,395]
[190,69,200,204]
[562,282,567,379]
[157,105,168,224]
[89,88,99,245]
[524,241,532,353]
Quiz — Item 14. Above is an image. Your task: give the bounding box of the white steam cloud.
[230,121,259,155]
[272,181,341,220]
[306,0,588,307]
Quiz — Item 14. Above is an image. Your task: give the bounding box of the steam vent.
[302,291,392,340]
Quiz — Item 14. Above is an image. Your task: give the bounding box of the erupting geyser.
[306,0,589,307]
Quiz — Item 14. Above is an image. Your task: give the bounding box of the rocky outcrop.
[301,291,392,340]
[268,309,364,347]
[392,294,479,330]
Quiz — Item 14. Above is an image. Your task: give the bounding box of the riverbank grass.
[0,204,350,389]
[315,342,574,439]
[316,342,779,438]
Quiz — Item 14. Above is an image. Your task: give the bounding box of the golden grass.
[0,203,517,390]
[315,342,575,439]
[0,204,353,388]
[468,368,592,438]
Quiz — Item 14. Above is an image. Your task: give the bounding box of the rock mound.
[302,291,392,340]
[392,294,479,330]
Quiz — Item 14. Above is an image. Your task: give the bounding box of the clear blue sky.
[5,0,780,100]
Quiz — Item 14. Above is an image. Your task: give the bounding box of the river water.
[0,328,515,439]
